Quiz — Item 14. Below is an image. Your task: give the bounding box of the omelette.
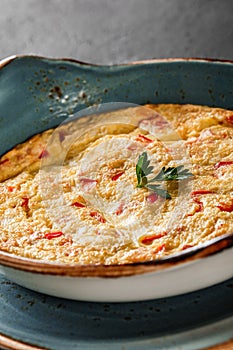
[0,104,233,265]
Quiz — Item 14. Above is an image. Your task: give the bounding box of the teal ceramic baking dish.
[0,56,232,303]
[0,56,232,156]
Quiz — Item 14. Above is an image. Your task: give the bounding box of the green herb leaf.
[136,152,154,188]
[136,152,193,199]
[145,184,171,199]
[149,164,193,182]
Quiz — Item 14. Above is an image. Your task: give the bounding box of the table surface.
[0,0,233,64]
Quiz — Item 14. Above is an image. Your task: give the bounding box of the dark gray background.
[0,0,233,64]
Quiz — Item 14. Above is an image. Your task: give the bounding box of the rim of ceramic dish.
[0,332,232,350]
[0,234,232,277]
[0,333,48,350]
[0,333,233,350]
[1,54,233,69]
[0,55,233,277]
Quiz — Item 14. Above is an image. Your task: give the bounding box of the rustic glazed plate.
[0,274,233,350]
[0,55,232,303]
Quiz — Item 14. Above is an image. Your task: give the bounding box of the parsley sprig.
[136,152,193,199]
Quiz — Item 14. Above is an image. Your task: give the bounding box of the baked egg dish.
[0,103,233,265]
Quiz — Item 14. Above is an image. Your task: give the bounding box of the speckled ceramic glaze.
[0,55,233,349]
[0,56,233,155]
[0,275,233,350]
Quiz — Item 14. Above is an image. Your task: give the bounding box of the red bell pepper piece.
[115,203,124,215]
[21,197,29,211]
[135,134,153,143]
[191,190,214,196]
[71,202,86,208]
[226,115,233,125]
[111,172,124,181]
[90,211,106,223]
[214,161,233,169]
[187,199,203,216]
[39,149,49,159]
[0,158,9,165]
[147,192,159,203]
[45,231,64,239]
[182,244,193,250]
[140,232,167,245]
[216,203,233,212]
[79,178,97,191]
[154,243,166,252]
